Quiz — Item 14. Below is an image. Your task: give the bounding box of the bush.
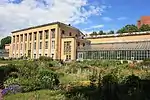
[38,69,60,89]
[0,57,5,60]
[39,56,53,61]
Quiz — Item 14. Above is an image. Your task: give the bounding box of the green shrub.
[38,69,60,89]
[0,57,5,60]
[39,56,53,61]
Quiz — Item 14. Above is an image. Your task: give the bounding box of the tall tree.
[107,30,115,34]
[98,30,104,35]
[0,36,11,49]
[90,31,98,36]
[117,24,139,33]
[139,24,150,31]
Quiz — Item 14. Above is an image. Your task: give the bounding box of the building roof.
[78,40,150,51]
[85,31,150,39]
[11,22,84,35]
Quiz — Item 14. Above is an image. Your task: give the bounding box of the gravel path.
[0,64,7,66]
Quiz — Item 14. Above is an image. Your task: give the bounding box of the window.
[52,41,55,49]
[25,34,27,41]
[25,43,27,50]
[62,30,65,34]
[45,41,48,49]
[69,32,72,36]
[51,29,55,38]
[45,30,49,39]
[29,43,31,50]
[69,55,71,59]
[34,42,36,50]
[83,43,85,47]
[45,54,47,57]
[20,44,22,50]
[39,54,41,57]
[77,42,80,46]
[34,54,36,59]
[29,33,32,41]
[13,36,15,43]
[64,41,71,55]
[40,42,42,49]
[17,35,19,42]
[39,31,43,40]
[21,35,23,42]
[34,32,37,40]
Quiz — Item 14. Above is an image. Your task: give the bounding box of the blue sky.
[0,0,150,38]
[77,0,150,32]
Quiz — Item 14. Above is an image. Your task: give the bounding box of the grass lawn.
[4,90,65,100]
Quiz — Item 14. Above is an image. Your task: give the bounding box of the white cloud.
[117,17,127,20]
[102,17,112,21]
[84,24,104,30]
[0,0,108,37]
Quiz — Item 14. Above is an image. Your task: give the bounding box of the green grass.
[4,90,65,100]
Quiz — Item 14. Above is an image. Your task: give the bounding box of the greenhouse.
[77,41,150,60]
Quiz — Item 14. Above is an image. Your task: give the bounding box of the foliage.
[2,59,150,100]
[39,56,53,61]
[4,61,60,92]
[38,69,59,89]
[117,24,139,33]
[139,24,150,31]
[0,36,11,49]
[107,30,115,34]
[4,90,66,100]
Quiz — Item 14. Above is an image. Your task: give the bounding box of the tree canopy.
[117,24,139,33]
[0,36,11,49]
[139,24,150,31]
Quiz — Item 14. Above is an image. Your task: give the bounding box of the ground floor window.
[77,50,150,60]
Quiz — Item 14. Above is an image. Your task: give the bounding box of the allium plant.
[1,84,22,96]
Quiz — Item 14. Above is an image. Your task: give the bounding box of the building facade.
[10,22,90,60]
[10,21,150,61]
[137,16,150,28]
[77,31,150,61]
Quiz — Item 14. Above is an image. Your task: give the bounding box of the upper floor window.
[69,32,72,36]
[34,32,37,40]
[25,43,27,50]
[64,41,71,55]
[29,43,31,49]
[20,43,23,50]
[77,42,80,46]
[40,42,42,49]
[45,41,48,49]
[39,31,43,40]
[51,29,55,38]
[52,41,55,49]
[29,33,32,41]
[17,35,19,42]
[62,30,65,35]
[45,30,49,39]
[21,35,23,42]
[13,36,15,43]
[25,34,27,41]
[83,43,85,47]
[34,42,36,50]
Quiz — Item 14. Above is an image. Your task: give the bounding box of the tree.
[98,30,104,35]
[107,30,115,34]
[90,31,98,36]
[117,24,139,33]
[139,24,150,31]
[0,36,11,49]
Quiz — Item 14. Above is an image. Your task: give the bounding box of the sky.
[0,0,150,39]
